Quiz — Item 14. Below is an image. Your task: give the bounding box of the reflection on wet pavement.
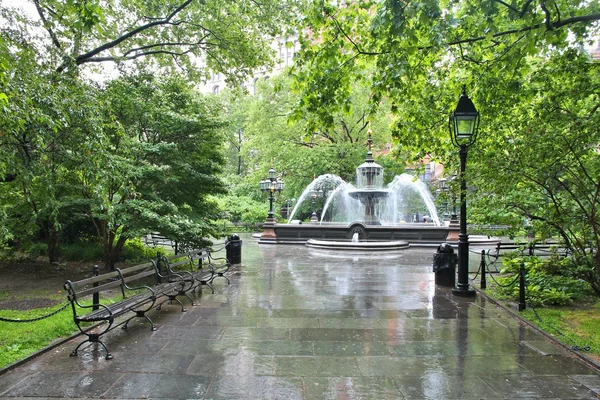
[1,234,598,399]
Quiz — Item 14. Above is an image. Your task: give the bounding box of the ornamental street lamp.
[259,165,284,225]
[449,86,479,297]
[437,178,450,220]
[449,174,459,224]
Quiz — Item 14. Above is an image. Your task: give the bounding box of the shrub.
[60,242,103,262]
[495,254,593,306]
[120,238,167,263]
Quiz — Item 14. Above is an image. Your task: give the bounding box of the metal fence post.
[480,250,487,290]
[518,262,526,311]
[92,265,99,311]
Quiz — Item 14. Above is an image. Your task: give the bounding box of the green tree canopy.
[4,0,304,82]
[291,0,600,291]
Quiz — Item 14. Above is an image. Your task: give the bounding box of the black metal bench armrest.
[74,301,114,321]
[159,255,197,290]
[116,268,157,298]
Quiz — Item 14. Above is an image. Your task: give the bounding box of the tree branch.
[539,1,553,30]
[326,9,382,56]
[33,0,64,54]
[445,14,600,48]
[84,48,198,63]
[492,0,519,14]
[58,0,196,71]
[122,35,211,56]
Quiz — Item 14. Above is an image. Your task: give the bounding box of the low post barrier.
[479,250,487,290]
[92,265,100,311]
[519,262,526,311]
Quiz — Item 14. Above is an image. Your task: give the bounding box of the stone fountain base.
[256,221,500,248]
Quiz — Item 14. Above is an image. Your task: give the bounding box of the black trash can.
[433,243,457,287]
[226,234,242,265]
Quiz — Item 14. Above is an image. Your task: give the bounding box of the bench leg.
[175,289,196,311]
[214,273,230,285]
[70,333,113,360]
[172,296,187,312]
[183,292,195,306]
[143,314,157,331]
[199,280,215,294]
[122,311,157,331]
[156,295,187,312]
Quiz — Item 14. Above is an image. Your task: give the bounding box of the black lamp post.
[437,178,449,219]
[259,166,284,224]
[449,174,458,223]
[449,86,479,297]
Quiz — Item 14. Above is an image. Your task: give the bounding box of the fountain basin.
[258,222,454,246]
[306,238,409,251]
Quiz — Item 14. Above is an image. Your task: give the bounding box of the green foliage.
[0,0,307,268]
[215,194,267,226]
[292,0,600,294]
[2,0,306,81]
[219,73,400,215]
[495,254,594,306]
[57,238,163,263]
[57,242,103,262]
[120,239,167,263]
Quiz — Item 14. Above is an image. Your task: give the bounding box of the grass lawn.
[519,302,600,362]
[482,284,600,363]
[0,289,122,369]
[0,303,78,369]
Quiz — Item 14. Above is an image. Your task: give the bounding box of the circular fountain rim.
[305,238,410,251]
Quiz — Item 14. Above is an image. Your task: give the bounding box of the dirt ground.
[0,261,95,311]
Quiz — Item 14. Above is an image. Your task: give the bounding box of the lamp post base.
[310,212,319,223]
[452,286,476,297]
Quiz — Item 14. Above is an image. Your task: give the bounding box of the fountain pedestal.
[261,217,277,241]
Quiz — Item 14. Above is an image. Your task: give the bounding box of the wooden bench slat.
[76,279,123,298]
[68,270,121,289]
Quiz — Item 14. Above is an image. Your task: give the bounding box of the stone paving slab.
[0,235,599,399]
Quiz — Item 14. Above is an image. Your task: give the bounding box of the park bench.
[64,261,189,360]
[142,232,179,253]
[156,247,231,295]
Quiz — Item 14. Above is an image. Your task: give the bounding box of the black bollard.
[518,262,526,311]
[93,265,99,311]
[480,250,487,290]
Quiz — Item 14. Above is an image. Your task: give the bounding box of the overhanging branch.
[57,0,196,71]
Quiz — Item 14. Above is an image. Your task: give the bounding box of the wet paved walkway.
[1,235,599,399]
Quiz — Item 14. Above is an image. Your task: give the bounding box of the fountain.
[258,130,496,248]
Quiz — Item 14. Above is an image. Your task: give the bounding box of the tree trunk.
[39,221,61,263]
[100,222,128,270]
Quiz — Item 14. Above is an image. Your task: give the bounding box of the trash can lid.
[230,233,240,241]
[436,242,455,253]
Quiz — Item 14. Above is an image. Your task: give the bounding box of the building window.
[212,85,220,95]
